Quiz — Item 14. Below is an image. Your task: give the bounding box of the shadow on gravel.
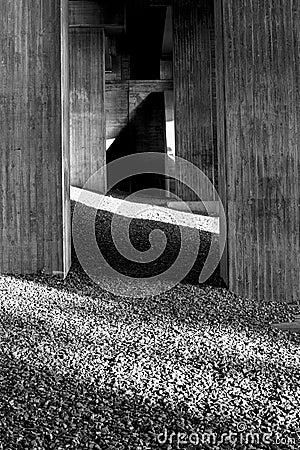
[0,356,188,449]
[1,198,299,449]
[0,351,298,450]
[0,356,205,449]
[70,199,225,287]
[21,199,225,297]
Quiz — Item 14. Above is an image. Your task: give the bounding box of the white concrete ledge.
[167,201,220,216]
[70,186,219,234]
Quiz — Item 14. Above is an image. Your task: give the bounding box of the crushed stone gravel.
[0,201,299,449]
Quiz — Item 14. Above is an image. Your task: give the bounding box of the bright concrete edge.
[70,186,220,234]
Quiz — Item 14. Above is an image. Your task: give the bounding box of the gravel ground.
[0,200,299,450]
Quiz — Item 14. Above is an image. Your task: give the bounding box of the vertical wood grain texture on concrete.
[61,0,71,276]
[222,0,300,302]
[70,28,106,193]
[214,0,228,285]
[173,0,217,201]
[0,0,70,276]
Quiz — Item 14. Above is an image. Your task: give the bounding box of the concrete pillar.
[173,0,217,201]
[218,0,300,302]
[70,28,106,193]
[0,0,71,276]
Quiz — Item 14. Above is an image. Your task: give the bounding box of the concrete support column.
[70,28,106,193]
[0,0,71,276]
[218,0,300,302]
[173,0,217,201]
